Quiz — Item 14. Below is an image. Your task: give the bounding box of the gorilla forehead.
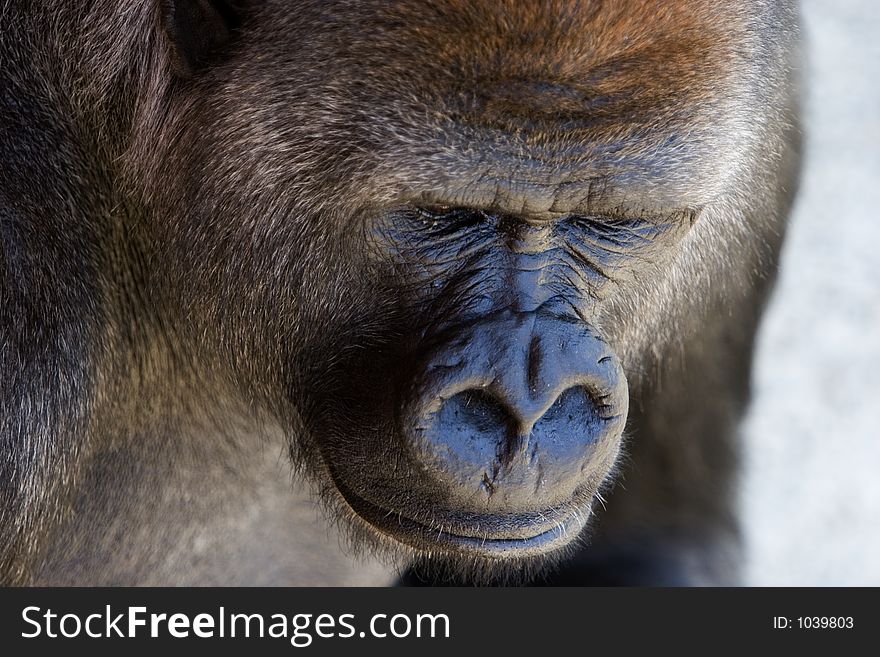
[191,0,764,222]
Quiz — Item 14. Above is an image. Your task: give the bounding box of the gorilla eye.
[413,207,490,236]
[565,209,693,241]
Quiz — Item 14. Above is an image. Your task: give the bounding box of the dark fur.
[0,0,800,585]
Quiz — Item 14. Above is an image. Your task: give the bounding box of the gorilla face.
[132,0,795,568]
[316,207,695,559]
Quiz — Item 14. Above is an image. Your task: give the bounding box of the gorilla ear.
[161,0,253,76]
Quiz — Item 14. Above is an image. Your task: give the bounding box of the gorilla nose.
[407,310,628,513]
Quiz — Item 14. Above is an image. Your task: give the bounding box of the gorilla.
[0,0,800,585]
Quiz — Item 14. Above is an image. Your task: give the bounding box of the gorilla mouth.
[333,476,591,558]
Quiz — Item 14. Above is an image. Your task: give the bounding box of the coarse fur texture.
[0,0,800,585]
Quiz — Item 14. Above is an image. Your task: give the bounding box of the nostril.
[421,388,518,478]
[435,387,538,472]
[538,386,591,423]
[437,389,513,436]
[533,386,611,447]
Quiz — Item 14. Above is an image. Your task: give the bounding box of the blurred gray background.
[290,0,880,586]
[741,0,880,585]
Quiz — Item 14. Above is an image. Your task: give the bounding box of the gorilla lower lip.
[334,478,590,558]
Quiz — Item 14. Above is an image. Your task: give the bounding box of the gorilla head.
[146,0,794,568]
